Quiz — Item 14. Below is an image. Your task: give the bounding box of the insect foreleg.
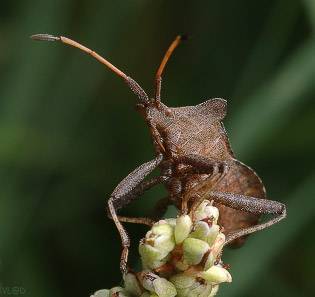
[107,175,169,226]
[108,175,169,212]
[207,191,286,245]
[107,154,163,274]
[177,154,228,212]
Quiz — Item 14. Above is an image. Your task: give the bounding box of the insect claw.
[30,34,60,42]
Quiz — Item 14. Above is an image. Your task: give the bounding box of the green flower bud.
[153,277,177,297]
[175,288,190,297]
[140,221,175,269]
[153,234,175,256]
[174,215,192,244]
[141,293,159,297]
[91,289,109,297]
[151,222,174,237]
[169,273,195,289]
[201,265,232,284]
[189,283,213,297]
[208,285,219,297]
[139,243,167,269]
[204,233,225,270]
[144,221,175,258]
[165,218,177,227]
[174,259,190,272]
[140,272,159,292]
[204,225,220,246]
[189,221,210,240]
[199,285,216,297]
[124,273,142,296]
[204,253,216,271]
[139,292,151,297]
[92,200,231,297]
[175,282,213,297]
[183,238,210,265]
[140,272,176,297]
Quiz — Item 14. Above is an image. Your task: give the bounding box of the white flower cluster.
[91,200,231,297]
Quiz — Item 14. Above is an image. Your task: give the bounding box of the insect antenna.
[30,34,149,104]
[155,34,187,103]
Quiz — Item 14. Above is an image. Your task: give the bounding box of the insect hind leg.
[207,191,286,245]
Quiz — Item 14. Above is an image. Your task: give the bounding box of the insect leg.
[116,216,154,226]
[188,162,229,215]
[108,175,169,213]
[177,154,224,174]
[207,191,286,245]
[108,154,163,274]
[107,175,169,225]
[177,154,227,213]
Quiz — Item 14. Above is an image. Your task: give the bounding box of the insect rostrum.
[31,33,286,275]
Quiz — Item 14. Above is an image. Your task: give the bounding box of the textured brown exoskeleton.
[31,34,286,274]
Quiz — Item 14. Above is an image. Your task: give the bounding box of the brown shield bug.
[31,33,286,274]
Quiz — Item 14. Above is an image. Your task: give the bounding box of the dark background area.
[0,0,314,296]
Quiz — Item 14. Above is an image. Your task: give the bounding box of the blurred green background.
[0,0,314,296]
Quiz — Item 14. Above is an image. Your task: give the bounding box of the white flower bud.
[201,265,232,284]
[174,215,193,244]
[124,273,142,296]
[204,206,219,224]
[194,201,219,224]
[183,238,209,265]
